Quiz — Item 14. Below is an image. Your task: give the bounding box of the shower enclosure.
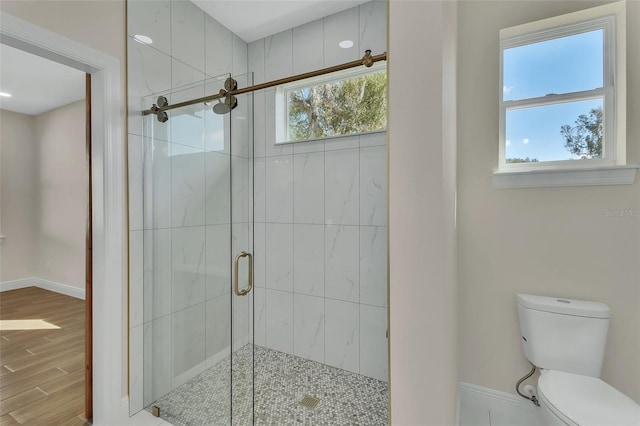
[129,2,389,424]
[141,72,256,424]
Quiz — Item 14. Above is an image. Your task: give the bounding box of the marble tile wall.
[249,1,389,382]
[127,0,249,414]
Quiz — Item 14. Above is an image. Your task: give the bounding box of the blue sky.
[503,29,603,162]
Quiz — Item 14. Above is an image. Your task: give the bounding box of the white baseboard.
[0,277,85,300]
[458,382,543,426]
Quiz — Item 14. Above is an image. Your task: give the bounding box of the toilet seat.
[538,370,640,426]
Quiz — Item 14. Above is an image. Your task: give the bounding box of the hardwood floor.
[0,287,89,425]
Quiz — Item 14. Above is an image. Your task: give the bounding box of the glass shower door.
[141,73,246,425]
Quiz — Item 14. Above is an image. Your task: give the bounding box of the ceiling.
[0,44,85,116]
[192,0,371,42]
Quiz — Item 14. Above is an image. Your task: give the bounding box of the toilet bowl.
[516,294,640,426]
[537,370,640,426]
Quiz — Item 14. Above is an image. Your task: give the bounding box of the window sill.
[492,165,639,189]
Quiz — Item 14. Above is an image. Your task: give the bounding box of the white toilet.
[517,294,640,426]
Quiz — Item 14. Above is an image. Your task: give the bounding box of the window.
[498,2,627,174]
[275,62,387,143]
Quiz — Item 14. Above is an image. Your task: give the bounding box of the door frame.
[0,12,126,425]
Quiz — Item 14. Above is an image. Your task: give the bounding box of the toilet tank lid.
[517,294,610,319]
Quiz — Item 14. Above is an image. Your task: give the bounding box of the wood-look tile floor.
[0,287,89,425]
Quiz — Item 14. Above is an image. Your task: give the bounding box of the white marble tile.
[359,304,388,382]
[359,226,387,308]
[231,156,250,223]
[128,40,171,136]
[293,294,325,363]
[129,231,144,328]
[205,151,231,225]
[265,29,293,81]
[293,139,324,154]
[170,0,205,72]
[144,315,172,403]
[204,15,232,79]
[129,324,144,415]
[172,303,206,379]
[127,0,171,56]
[265,289,293,353]
[231,92,251,159]
[265,89,293,156]
[360,145,387,226]
[172,226,206,312]
[265,155,293,223]
[254,157,266,222]
[205,225,230,300]
[129,134,143,231]
[265,223,293,292]
[232,289,249,351]
[253,91,267,158]
[293,224,324,297]
[325,148,359,226]
[254,222,266,288]
[325,225,359,302]
[324,135,359,151]
[171,144,205,227]
[128,38,172,97]
[205,294,231,363]
[203,92,230,153]
[325,299,359,374]
[323,6,360,67]
[293,152,324,224]
[254,287,266,346]
[172,58,205,89]
[169,82,205,151]
[360,131,386,148]
[144,229,172,322]
[293,19,324,74]
[359,1,387,55]
[232,34,248,77]
[248,39,265,85]
[129,231,144,327]
[143,137,172,230]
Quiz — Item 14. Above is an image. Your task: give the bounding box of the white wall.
[0,101,87,290]
[33,100,88,289]
[0,109,38,281]
[248,1,389,382]
[388,1,459,424]
[457,0,640,404]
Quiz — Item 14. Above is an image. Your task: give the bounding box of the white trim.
[0,277,85,300]
[457,382,543,425]
[493,164,638,189]
[0,11,126,425]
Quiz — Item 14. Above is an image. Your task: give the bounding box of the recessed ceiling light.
[0,92,12,98]
[339,40,354,49]
[134,34,153,45]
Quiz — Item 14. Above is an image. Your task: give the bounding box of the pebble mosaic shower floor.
[148,345,388,426]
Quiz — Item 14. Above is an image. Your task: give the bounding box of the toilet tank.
[516,294,610,377]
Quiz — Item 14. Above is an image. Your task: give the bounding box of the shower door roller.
[233,251,253,296]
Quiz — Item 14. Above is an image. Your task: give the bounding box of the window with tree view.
[280,64,387,142]
[500,14,615,169]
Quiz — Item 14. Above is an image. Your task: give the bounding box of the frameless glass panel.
[142,74,233,426]
[505,97,604,163]
[228,72,255,426]
[503,29,604,101]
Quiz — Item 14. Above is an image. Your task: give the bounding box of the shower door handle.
[233,251,253,296]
